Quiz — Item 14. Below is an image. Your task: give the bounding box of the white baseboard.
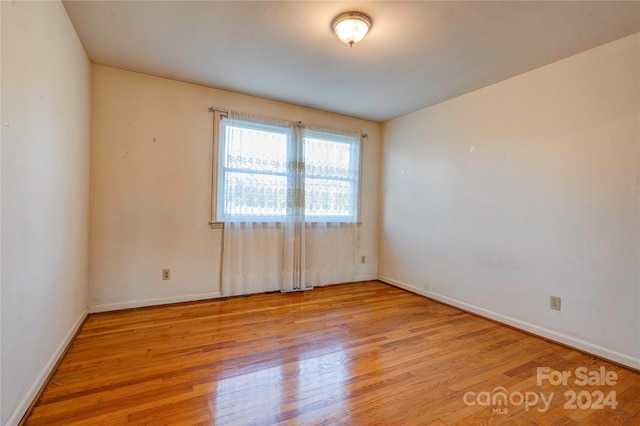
[355,274,378,281]
[88,280,380,314]
[378,275,640,370]
[88,291,222,313]
[6,307,88,426]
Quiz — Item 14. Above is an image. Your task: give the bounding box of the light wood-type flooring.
[25,281,640,425]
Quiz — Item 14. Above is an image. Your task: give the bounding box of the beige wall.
[1,1,91,424]
[89,65,380,311]
[380,33,640,368]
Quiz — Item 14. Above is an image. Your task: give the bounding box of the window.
[303,129,360,221]
[214,113,360,222]
[218,118,290,221]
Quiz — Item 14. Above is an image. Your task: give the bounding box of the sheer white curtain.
[305,222,359,287]
[220,112,293,296]
[222,222,284,296]
[219,112,361,296]
[303,126,361,288]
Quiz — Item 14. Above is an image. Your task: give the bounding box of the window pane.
[225,123,288,174]
[224,172,287,218]
[303,130,360,221]
[304,137,354,179]
[220,118,289,220]
[305,178,353,219]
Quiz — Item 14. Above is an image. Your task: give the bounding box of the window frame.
[216,114,291,222]
[302,129,361,223]
[211,111,362,225]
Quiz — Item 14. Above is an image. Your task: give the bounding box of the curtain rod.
[208,107,368,138]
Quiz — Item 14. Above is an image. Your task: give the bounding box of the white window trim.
[209,109,364,227]
[209,110,226,227]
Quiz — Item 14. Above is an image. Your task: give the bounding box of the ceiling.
[63,1,640,122]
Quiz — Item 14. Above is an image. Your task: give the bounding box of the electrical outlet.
[550,296,561,311]
[162,269,171,280]
[361,255,366,264]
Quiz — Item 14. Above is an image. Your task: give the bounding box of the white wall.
[379,34,640,368]
[1,1,91,424]
[89,65,380,311]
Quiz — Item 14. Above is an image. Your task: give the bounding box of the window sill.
[209,221,362,229]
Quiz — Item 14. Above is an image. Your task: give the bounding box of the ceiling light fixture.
[332,12,371,47]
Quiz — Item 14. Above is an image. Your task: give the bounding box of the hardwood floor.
[26,281,639,425]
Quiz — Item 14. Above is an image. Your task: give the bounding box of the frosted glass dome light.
[332,12,371,47]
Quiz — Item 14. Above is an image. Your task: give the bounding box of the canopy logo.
[463,387,553,414]
[462,366,619,415]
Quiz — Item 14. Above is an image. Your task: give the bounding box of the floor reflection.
[211,343,356,424]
